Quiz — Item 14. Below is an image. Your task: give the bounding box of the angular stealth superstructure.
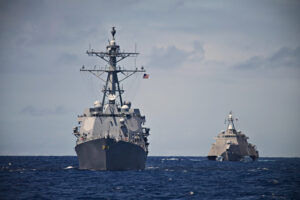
[208,112,258,161]
[72,27,150,170]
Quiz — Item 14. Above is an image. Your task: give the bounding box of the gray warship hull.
[208,143,258,161]
[207,112,259,162]
[75,138,147,170]
[73,27,150,171]
[207,153,258,161]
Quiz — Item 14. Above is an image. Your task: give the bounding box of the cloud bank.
[235,46,300,70]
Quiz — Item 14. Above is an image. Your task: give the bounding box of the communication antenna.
[111,27,116,39]
[81,27,145,109]
[134,43,137,68]
[225,111,236,130]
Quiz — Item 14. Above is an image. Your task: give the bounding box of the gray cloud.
[0,0,140,48]
[189,41,205,61]
[235,46,300,70]
[20,105,69,116]
[56,53,78,65]
[147,41,205,69]
[148,45,188,69]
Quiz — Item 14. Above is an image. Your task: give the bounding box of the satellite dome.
[110,40,116,46]
[94,101,101,108]
[121,105,129,113]
[124,101,131,108]
[108,94,116,100]
[119,117,125,124]
[108,94,116,103]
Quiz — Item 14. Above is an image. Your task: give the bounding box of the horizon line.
[0,155,299,158]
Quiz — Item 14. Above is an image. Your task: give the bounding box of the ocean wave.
[258,160,276,162]
[248,167,269,172]
[146,166,159,170]
[64,166,74,169]
[0,156,298,199]
[161,158,179,161]
[189,159,203,162]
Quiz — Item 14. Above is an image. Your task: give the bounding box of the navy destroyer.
[72,27,150,170]
[208,112,259,161]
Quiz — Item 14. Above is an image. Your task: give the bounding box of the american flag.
[143,73,149,79]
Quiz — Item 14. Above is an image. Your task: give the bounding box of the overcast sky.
[0,0,299,156]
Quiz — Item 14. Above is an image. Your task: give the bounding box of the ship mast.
[226,111,237,131]
[80,27,146,109]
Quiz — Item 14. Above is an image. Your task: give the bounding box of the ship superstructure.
[208,112,259,161]
[73,27,150,170]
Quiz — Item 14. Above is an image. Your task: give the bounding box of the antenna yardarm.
[80,27,146,108]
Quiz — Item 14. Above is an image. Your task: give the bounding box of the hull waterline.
[75,138,147,170]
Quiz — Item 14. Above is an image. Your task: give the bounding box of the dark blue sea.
[0,156,299,200]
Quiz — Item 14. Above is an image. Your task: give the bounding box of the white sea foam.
[64,166,74,169]
[258,160,276,162]
[161,158,179,161]
[241,156,253,162]
[8,168,26,173]
[248,167,269,172]
[216,156,223,162]
[164,169,174,172]
[146,166,159,169]
[189,159,203,162]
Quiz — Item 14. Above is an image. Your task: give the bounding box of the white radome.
[110,40,115,45]
[94,101,101,108]
[121,105,129,111]
[108,94,116,101]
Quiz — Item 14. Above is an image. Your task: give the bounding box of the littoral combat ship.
[72,27,150,170]
[208,112,259,161]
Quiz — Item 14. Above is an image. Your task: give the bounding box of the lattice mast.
[225,111,238,131]
[80,27,145,109]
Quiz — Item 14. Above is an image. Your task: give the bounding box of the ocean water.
[0,156,299,200]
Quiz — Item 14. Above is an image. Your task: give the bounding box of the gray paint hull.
[221,151,243,161]
[207,152,258,161]
[75,138,147,170]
